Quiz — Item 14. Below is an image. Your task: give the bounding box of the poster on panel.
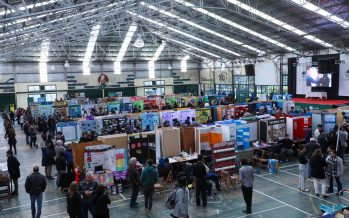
[339,54,349,96]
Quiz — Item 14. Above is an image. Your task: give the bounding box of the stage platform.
[293,98,349,110]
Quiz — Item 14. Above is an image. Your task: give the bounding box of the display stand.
[178,109,196,124]
[180,127,196,154]
[155,127,181,159]
[211,142,236,173]
[72,140,103,168]
[312,111,337,133]
[68,105,82,118]
[56,121,79,141]
[259,118,286,142]
[286,115,312,141]
[129,132,156,164]
[160,110,179,127]
[97,133,128,152]
[195,108,211,124]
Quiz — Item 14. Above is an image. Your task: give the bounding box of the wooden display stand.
[98,134,128,152]
[72,140,102,169]
[156,127,181,157]
[180,127,196,154]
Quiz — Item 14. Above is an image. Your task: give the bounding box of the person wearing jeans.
[140,159,158,211]
[25,166,47,218]
[326,149,344,195]
[193,155,207,207]
[298,145,309,192]
[310,149,328,198]
[79,172,98,218]
[239,158,254,214]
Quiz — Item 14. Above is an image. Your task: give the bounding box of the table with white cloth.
[305,91,327,100]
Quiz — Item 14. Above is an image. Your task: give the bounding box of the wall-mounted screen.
[306,66,332,87]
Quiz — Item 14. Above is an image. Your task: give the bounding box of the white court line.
[254,189,311,215]
[119,193,127,200]
[2,197,66,211]
[278,164,298,169]
[236,205,287,218]
[279,170,349,202]
[256,174,337,205]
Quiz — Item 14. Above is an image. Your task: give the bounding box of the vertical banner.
[296,57,312,95]
[339,54,349,96]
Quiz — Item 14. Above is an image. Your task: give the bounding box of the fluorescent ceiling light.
[0,0,57,16]
[175,0,295,51]
[83,24,101,75]
[226,0,332,47]
[141,2,264,54]
[152,31,220,58]
[289,0,349,28]
[114,23,137,74]
[127,11,240,56]
[39,39,50,82]
[151,40,166,61]
[148,60,155,78]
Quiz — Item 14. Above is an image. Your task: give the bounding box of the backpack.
[165,188,178,209]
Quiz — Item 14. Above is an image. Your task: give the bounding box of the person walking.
[78,172,98,218]
[25,166,47,218]
[66,181,82,218]
[6,150,20,196]
[326,149,344,195]
[56,151,67,190]
[171,174,189,218]
[192,154,207,207]
[29,121,38,148]
[23,121,30,145]
[5,125,17,155]
[127,157,141,208]
[41,135,55,180]
[298,145,309,192]
[239,158,254,214]
[305,138,320,178]
[310,149,328,198]
[94,184,111,218]
[140,159,158,211]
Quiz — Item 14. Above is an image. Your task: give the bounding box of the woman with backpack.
[171,174,189,218]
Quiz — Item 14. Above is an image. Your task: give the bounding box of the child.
[298,145,309,192]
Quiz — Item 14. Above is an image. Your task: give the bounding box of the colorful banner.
[68,105,82,118]
[132,100,144,111]
[115,148,128,172]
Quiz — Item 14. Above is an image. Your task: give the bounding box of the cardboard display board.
[180,127,196,153]
[80,120,97,134]
[129,133,156,164]
[56,121,79,141]
[107,101,120,113]
[156,128,181,157]
[72,140,103,169]
[97,133,128,151]
[141,112,160,131]
[160,111,179,126]
[178,109,196,124]
[68,105,82,118]
[195,108,212,124]
[84,145,116,171]
[195,127,210,152]
[39,104,53,117]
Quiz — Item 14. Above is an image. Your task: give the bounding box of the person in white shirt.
[314,124,322,139]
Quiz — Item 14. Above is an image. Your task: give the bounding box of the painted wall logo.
[98,74,109,85]
[218,72,228,82]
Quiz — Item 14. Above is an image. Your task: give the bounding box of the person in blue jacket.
[140,159,158,211]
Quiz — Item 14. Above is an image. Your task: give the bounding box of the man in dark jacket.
[317,129,328,154]
[47,116,56,136]
[25,166,47,218]
[306,138,320,178]
[140,159,158,211]
[79,172,98,218]
[7,150,20,196]
[127,157,141,208]
[193,154,207,207]
[56,152,67,189]
[23,121,30,145]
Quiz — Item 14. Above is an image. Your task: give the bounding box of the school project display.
[68,105,82,118]
[178,109,196,124]
[114,148,128,180]
[107,102,120,113]
[129,133,156,164]
[195,127,210,153]
[132,100,144,111]
[195,108,211,124]
[236,127,250,150]
[39,104,53,117]
[80,120,97,133]
[161,111,179,126]
[56,121,79,141]
[84,145,116,171]
[141,112,159,131]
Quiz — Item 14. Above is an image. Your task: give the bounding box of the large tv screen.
[305,66,332,87]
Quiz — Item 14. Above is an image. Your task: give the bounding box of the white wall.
[134,78,174,96]
[15,82,68,108]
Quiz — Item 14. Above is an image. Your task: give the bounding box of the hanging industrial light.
[134,33,145,48]
[64,60,70,68]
